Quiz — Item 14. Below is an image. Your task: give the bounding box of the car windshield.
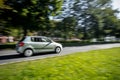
[43,37,52,42]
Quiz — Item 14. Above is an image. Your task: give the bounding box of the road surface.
[0,43,120,65]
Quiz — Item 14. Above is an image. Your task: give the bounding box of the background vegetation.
[0,0,120,41]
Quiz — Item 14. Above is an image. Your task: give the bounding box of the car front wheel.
[55,47,61,53]
[24,49,33,57]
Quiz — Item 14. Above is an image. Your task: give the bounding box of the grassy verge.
[0,48,120,80]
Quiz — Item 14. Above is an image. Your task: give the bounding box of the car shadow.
[0,52,56,60]
[0,54,21,60]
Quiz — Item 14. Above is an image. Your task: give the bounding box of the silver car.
[16,36,62,57]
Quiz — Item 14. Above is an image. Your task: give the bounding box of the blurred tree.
[62,17,77,39]
[0,0,4,8]
[72,0,112,39]
[114,20,120,38]
[55,0,120,40]
[0,0,63,36]
[101,8,120,37]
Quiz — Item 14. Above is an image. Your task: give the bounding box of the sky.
[112,0,120,10]
[112,0,120,18]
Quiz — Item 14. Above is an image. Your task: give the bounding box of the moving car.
[16,36,62,57]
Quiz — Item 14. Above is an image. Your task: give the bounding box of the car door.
[30,37,42,53]
[31,37,54,53]
[40,37,55,52]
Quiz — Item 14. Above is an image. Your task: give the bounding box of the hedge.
[0,41,120,50]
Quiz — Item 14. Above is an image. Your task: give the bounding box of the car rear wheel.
[55,47,61,53]
[24,49,33,57]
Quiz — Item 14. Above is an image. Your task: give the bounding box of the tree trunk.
[23,27,27,37]
[83,27,87,39]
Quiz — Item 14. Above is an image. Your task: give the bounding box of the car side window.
[31,37,42,42]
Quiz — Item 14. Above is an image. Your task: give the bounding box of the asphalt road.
[0,43,120,65]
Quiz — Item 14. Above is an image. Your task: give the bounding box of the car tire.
[55,47,61,53]
[24,49,33,57]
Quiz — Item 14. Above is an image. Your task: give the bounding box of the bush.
[58,41,120,47]
[0,41,120,49]
[0,43,16,49]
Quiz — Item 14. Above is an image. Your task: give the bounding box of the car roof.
[26,36,47,38]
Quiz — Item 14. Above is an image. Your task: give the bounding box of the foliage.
[0,0,120,40]
[72,0,119,39]
[0,0,4,8]
[0,0,9,8]
[61,17,77,39]
[0,48,120,80]
[56,0,120,39]
[0,0,63,36]
[0,43,15,49]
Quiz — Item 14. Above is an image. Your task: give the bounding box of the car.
[16,36,63,57]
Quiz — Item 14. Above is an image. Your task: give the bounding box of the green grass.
[0,48,120,80]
